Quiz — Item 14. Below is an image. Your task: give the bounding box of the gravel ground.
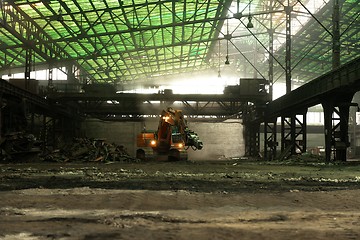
[1,158,360,239]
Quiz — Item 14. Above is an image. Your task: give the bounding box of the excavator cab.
[136,107,202,161]
[136,131,157,160]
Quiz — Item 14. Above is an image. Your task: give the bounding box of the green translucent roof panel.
[1,0,359,86]
[0,0,227,83]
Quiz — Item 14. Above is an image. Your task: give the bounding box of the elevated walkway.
[266,56,360,117]
[263,57,360,162]
[0,79,75,117]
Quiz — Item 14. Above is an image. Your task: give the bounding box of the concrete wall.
[187,120,244,160]
[81,118,245,161]
[81,119,142,156]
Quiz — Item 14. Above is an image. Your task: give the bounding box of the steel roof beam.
[0,2,69,61]
[0,2,92,81]
[55,16,240,42]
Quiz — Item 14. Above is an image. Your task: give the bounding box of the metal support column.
[336,103,350,161]
[244,121,260,157]
[48,64,54,92]
[243,103,261,158]
[285,4,292,94]
[294,111,307,154]
[278,3,294,161]
[322,94,355,162]
[41,116,56,151]
[67,63,75,83]
[323,102,333,162]
[280,111,307,159]
[332,0,340,69]
[25,50,32,91]
[24,19,34,91]
[280,116,292,159]
[264,0,275,160]
[268,0,274,100]
[264,118,277,160]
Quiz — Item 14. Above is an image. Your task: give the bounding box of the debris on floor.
[42,138,139,163]
[0,132,41,161]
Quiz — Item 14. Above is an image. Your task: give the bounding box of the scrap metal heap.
[41,137,137,163]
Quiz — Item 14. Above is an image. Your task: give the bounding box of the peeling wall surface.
[81,119,245,161]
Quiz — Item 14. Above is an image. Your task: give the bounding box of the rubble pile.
[0,132,41,161]
[42,138,139,163]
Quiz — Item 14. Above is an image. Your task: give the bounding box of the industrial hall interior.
[0,0,360,239]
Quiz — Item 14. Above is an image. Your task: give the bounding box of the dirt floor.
[1,156,360,240]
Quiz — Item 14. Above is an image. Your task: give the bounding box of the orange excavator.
[136,107,203,161]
